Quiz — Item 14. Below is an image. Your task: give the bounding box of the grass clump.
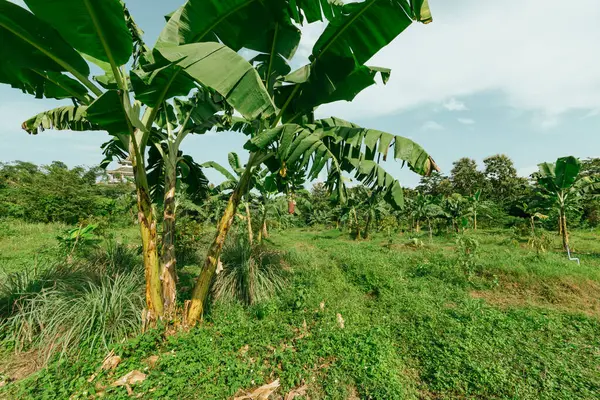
[212,232,287,305]
[0,240,144,362]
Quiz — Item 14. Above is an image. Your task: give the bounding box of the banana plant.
[408,193,444,236]
[174,0,437,324]
[202,152,264,244]
[466,189,489,230]
[443,194,467,233]
[356,186,389,239]
[535,156,600,250]
[2,0,277,320]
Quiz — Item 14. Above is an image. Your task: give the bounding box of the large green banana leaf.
[244,119,437,208]
[156,0,300,60]
[554,156,581,190]
[155,0,301,108]
[537,156,581,192]
[156,43,276,120]
[22,106,98,135]
[276,0,432,122]
[23,0,132,66]
[277,65,390,122]
[0,1,93,99]
[85,91,130,135]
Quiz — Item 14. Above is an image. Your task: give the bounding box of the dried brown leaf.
[111,370,147,387]
[336,313,345,329]
[234,379,280,400]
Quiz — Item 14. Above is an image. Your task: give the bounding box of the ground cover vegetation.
[1,0,600,398]
[1,153,600,399]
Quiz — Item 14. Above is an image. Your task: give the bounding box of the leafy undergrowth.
[2,228,600,399]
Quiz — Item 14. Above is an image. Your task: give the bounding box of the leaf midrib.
[0,19,102,97]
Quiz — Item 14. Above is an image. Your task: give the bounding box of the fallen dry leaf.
[336,313,345,329]
[101,354,121,371]
[234,379,280,400]
[216,259,223,274]
[145,355,159,369]
[87,372,97,383]
[111,370,147,387]
[285,384,308,400]
[319,301,325,311]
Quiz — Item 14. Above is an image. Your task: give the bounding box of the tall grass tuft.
[212,233,287,305]
[0,240,144,361]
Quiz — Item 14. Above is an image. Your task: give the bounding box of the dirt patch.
[471,277,600,318]
[0,349,45,383]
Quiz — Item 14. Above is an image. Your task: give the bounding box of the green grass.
[2,225,600,399]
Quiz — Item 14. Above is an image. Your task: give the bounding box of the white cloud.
[443,98,468,111]
[314,0,600,122]
[457,118,475,125]
[421,120,444,131]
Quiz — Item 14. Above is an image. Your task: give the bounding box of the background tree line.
[4,154,598,236]
[0,161,134,225]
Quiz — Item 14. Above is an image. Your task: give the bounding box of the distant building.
[106,160,134,183]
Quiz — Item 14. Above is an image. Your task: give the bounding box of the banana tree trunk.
[474,211,478,230]
[186,159,255,325]
[352,208,360,240]
[363,211,372,239]
[428,219,433,240]
[560,207,569,250]
[415,220,421,233]
[257,206,268,243]
[131,150,163,321]
[288,192,295,214]
[245,202,254,245]
[160,159,178,316]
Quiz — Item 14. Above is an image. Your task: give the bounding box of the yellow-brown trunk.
[186,161,255,325]
[160,164,177,317]
[131,152,163,321]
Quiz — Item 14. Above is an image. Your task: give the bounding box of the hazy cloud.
[457,118,475,125]
[315,0,600,123]
[421,121,444,131]
[444,98,468,111]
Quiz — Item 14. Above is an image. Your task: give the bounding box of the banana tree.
[202,152,262,244]
[173,0,436,324]
[443,193,467,233]
[409,193,444,236]
[3,0,277,320]
[535,156,599,250]
[354,187,389,239]
[466,189,489,230]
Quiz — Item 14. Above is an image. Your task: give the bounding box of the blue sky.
[1,0,599,188]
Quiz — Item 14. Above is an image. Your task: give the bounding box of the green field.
[1,222,599,399]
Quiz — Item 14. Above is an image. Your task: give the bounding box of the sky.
[1,0,599,188]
